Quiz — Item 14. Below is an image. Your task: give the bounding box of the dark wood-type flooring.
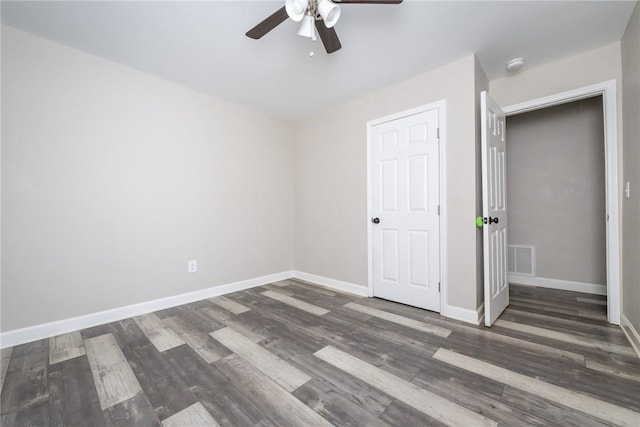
[1,281,639,426]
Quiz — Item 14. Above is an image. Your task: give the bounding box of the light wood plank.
[217,354,333,427]
[453,324,585,363]
[433,348,640,427]
[209,296,251,315]
[163,316,226,364]
[507,307,624,334]
[49,331,86,365]
[134,313,185,352]
[210,327,311,392]
[261,290,330,316]
[162,402,220,427]
[585,359,640,383]
[344,302,452,338]
[84,333,143,410]
[0,347,12,394]
[494,319,636,356]
[314,345,497,427]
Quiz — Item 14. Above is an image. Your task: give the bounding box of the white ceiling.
[2,1,636,120]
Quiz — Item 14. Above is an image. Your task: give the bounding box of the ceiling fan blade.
[332,0,402,3]
[246,6,289,39]
[315,20,342,54]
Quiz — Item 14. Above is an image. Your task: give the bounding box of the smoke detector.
[506,57,525,74]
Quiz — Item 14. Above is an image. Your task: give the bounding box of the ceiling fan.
[246,0,403,54]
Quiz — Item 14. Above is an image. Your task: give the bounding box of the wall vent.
[508,245,535,276]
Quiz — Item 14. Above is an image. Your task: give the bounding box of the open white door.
[481,91,509,326]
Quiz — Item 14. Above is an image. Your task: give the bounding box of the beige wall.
[294,55,481,312]
[506,97,606,285]
[490,43,623,108]
[621,2,640,333]
[1,26,295,332]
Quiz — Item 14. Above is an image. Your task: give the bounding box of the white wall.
[1,25,295,332]
[506,97,606,285]
[621,2,640,334]
[294,55,482,314]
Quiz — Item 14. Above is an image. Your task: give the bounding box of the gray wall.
[621,2,640,334]
[294,55,483,313]
[1,26,295,332]
[506,97,606,285]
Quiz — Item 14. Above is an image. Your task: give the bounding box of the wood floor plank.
[161,402,220,427]
[120,339,198,421]
[433,348,640,427]
[163,344,267,426]
[134,313,185,352]
[0,341,50,426]
[314,345,498,427]
[451,323,585,363]
[500,385,614,427]
[577,297,608,306]
[163,316,229,363]
[379,399,448,427]
[48,355,105,427]
[585,359,640,383]
[505,307,625,336]
[494,319,637,356]
[261,290,330,316]
[209,296,251,315]
[344,302,448,338]
[210,327,311,392]
[84,333,143,410]
[0,347,12,394]
[103,393,161,427]
[292,378,390,427]
[49,331,86,365]
[216,354,333,427]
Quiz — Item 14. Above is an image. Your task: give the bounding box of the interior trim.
[509,274,607,296]
[0,270,293,349]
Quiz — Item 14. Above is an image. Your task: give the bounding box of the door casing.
[503,80,621,325]
[366,100,447,313]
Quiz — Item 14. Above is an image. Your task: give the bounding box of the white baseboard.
[442,302,483,325]
[0,271,293,349]
[292,271,368,297]
[620,313,640,360]
[509,273,606,295]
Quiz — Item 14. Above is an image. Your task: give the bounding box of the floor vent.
[508,245,535,276]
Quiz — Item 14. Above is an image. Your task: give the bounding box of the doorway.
[502,80,620,324]
[506,96,608,320]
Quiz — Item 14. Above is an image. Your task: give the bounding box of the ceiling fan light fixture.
[297,14,318,41]
[285,0,308,22]
[317,0,341,28]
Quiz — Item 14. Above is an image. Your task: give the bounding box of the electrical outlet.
[188,260,197,273]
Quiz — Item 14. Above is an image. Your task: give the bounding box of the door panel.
[371,109,440,312]
[481,91,509,326]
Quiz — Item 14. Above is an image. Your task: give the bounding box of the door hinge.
[438,282,441,292]
[437,128,440,139]
[437,205,440,216]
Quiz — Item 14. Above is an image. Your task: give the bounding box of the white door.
[371,109,440,311]
[481,91,509,326]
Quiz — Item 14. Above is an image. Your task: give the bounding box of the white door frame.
[366,100,447,313]
[502,80,621,325]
